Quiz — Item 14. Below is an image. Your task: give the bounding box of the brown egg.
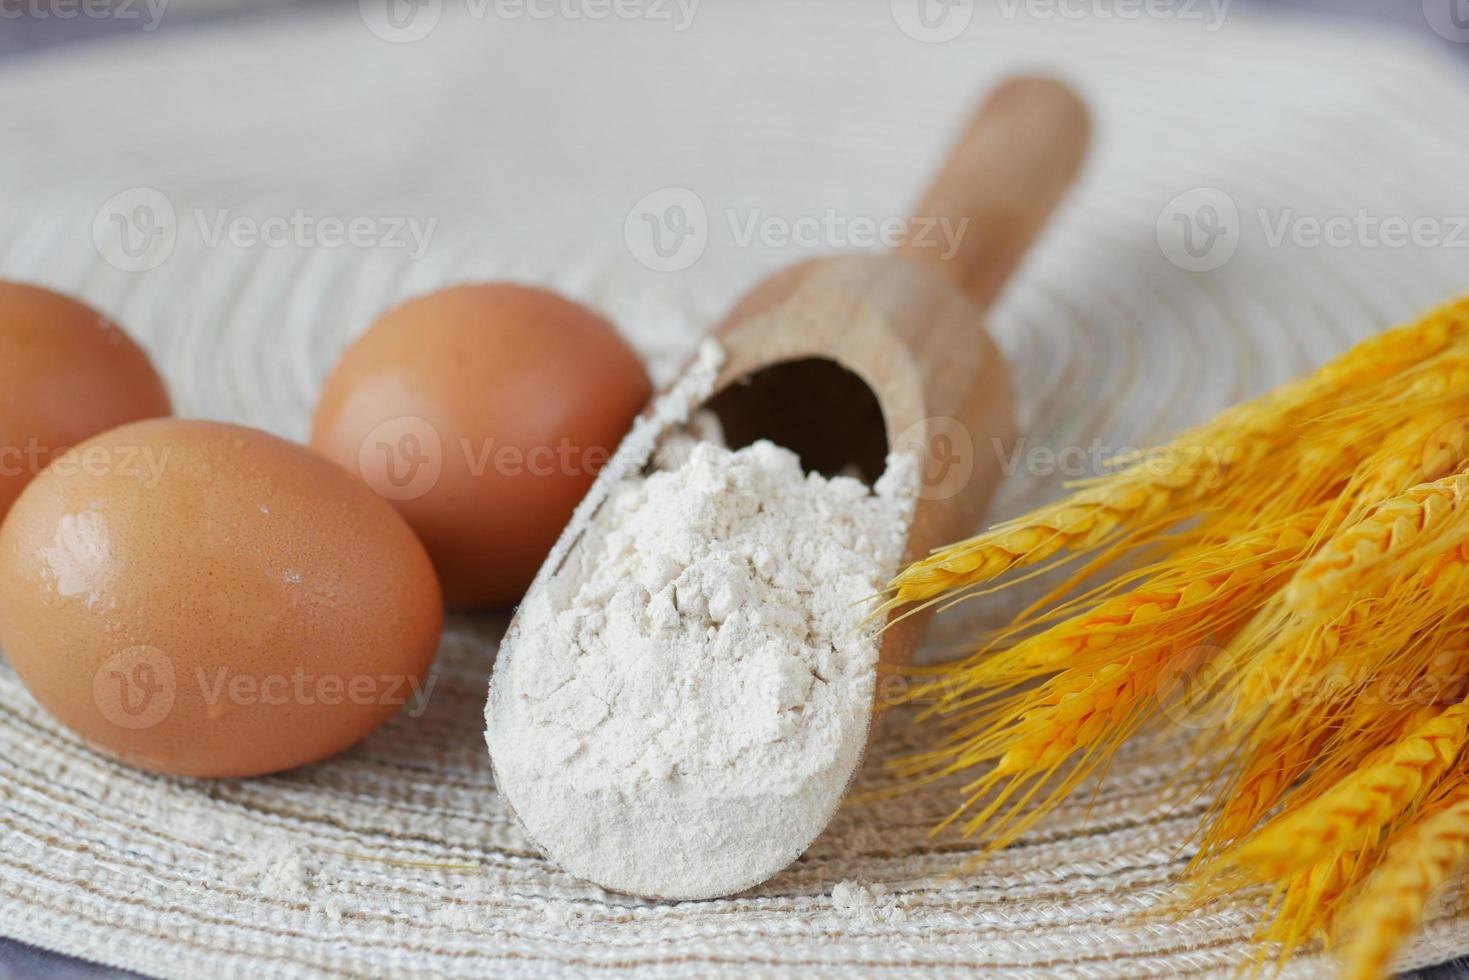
[311,283,650,607]
[0,281,171,522]
[0,419,444,778]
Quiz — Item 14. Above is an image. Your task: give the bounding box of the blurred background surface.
[2,0,1468,60]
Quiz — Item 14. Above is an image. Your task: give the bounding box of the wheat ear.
[1225,702,1469,882]
[915,643,1187,850]
[913,510,1320,710]
[1340,405,1469,520]
[1227,526,1469,725]
[1286,472,1469,616]
[889,299,1469,607]
[1337,788,1469,980]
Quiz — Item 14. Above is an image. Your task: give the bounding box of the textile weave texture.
[3,3,1469,976]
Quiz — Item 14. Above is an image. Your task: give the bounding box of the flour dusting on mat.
[486,344,917,899]
[831,880,907,924]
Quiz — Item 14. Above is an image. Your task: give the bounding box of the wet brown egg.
[310,283,650,608]
[0,419,444,778]
[0,281,171,521]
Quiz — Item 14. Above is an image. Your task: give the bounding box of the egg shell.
[0,281,171,521]
[310,283,650,608]
[0,419,444,778]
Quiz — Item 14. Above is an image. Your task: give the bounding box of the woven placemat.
[3,3,1469,976]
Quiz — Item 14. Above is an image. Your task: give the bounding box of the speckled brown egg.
[310,283,650,608]
[0,419,444,778]
[0,281,171,522]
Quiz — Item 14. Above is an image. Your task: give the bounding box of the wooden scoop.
[486,76,1090,900]
[705,76,1090,677]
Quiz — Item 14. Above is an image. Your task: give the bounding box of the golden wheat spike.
[919,647,1183,850]
[1224,702,1469,882]
[996,650,1176,774]
[889,440,1272,606]
[899,513,1324,774]
[1337,786,1469,980]
[1198,631,1459,866]
[1225,528,1469,727]
[1287,472,1469,616]
[1204,722,1334,856]
[1201,683,1455,867]
[1423,541,1469,601]
[882,297,1469,973]
[1268,852,1361,956]
[1322,299,1469,385]
[1341,408,1469,519]
[917,510,1319,708]
[889,298,1469,607]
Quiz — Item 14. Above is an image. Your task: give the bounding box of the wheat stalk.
[1268,852,1361,957]
[1226,526,1469,724]
[928,645,1184,848]
[885,297,1469,970]
[1229,598,1383,722]
[1205,722,1333,854]
[996,650,1176,775]
[1225,702,1469,882]
[1340,407,1469,520]
[1338,787,1469,980]
[914,511,1320,710]
[897,516,1321,785]
[1198,620,1469,879]
[889,300,1469,606]
[1286,472,1469,616]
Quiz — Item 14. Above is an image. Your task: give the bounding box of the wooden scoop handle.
[895,75,1091,314]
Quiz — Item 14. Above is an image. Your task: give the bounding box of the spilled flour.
[486,342,918,899]
[831,880,908,924]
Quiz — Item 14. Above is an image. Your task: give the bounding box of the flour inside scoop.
[485,342,917,899]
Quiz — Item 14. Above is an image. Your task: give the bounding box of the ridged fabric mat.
[4,3,1469,976]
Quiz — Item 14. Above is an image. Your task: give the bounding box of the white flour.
[831,880,908,924]
[486,343,917,899]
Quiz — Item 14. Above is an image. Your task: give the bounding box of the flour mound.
[487,428,914,900]
[832,880,907,924]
